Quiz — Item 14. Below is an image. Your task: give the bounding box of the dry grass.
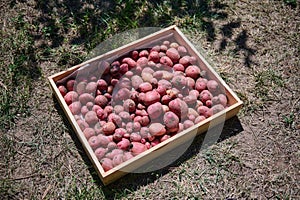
[0,0,299,199]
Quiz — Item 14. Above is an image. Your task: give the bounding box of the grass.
[0,0,299,199]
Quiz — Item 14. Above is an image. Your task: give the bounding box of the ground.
[0,0,299,199]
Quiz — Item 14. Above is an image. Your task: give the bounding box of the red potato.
[102,122,116,135]
[64,91,79,105]
[170,42,179,49]
[188,108,199,118]
[110,78,119,86]
[86,82,97,94]
[183,95,197,106]
[153,71,164,79]
[160,44,168,52]
[211,104,225,114]
[126,122,134,133]
[178,123,184,133]
[162,105,170,113]
[161,70,174,80]
[185,65,201,80]
[151,45,160,52]
[92,105,101,113]
[143,90,161,106]
[131,50,139,60]
[129,90,139,103]
[207,80,219,94]
[199,90,213,103]
[97,134,111,147]
[171,75,187,89]
[96,108,107,120]
[194,115,206,124]
[195,78,208,92]
[118,78,131,90]
[107,112,122,125]
[206,100,213,107]
[122,57,137,69]
[145,142,151,149]
[104,106,113,115]
[212,94,228,107]
[114,105,124,114]
[133,122,141,132]
[160,134,171,142]
[169,98,189,119]
[117,138,130,150]
[183,120,194,129]
[83,128,95,140]
[148,51,160,63]
[113,128,127,142]
[139,50,149,58]
[131,75,143,90]
[94,95,108,108]
[88,136,101,150]
[147,102,163,119]
[66,79,76,91]
[188,114,196,122]
[106,149,124,159]
[77,120,89,131]
[137,57,148,67]
[189,90,200,98]
[124,71,134,79]
[131,142,147,156]
[161,95,172,105]
[130,132,142,142]
[112,154,124,167]
[107,85,114,94]
[97,79,108,91]
[74,115,81,121]
[158,79,172,90]
[163,40,170,46]
[189,56,197,65]
[80,106,90,116]
[79,93,94,105]
[76,82,87,95]
[177,46,188,56]
[156,85,167,96]
[94,147,107,160]
[100,158,113,172]
[58,85,67,96]
[119,63,129,74]
[86,102,94,110]
[140,127,150,138]
[69,101,81,115]
[139,82,152,93]
[85,111,98,125]
[173,63,185,72]
[149,123,166,136]
[197,106,213,118]
[186,77,196,89]
[123,99,136,113]
[113,88,131,101]
[141,72,153,83]
[179,56,190,67]
[94,123,103,135]
[151,139,160,147]
[135,109,148,116]
[163,111,179,131]
[160,56,173,67]
[166,48,180,63]
[119,111,131,122]
[123,152,134,162]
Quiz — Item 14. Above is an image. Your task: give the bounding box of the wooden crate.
[48,25,243,185]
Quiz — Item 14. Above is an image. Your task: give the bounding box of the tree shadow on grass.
[54,96,243,200]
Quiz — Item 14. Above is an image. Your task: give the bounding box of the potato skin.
[166,47,180,63]
[101,158,113,172]
[130,142,147,156]
[185,65,201,79]
[85,111,98,125]
[163,111,179,130]
[147,102,163,119]
[149,123,166,136]
[64,91,79,105]
[69,101,82,115]
[143,90,161,106]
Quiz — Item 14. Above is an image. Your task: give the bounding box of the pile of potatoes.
[57,40,228,172]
